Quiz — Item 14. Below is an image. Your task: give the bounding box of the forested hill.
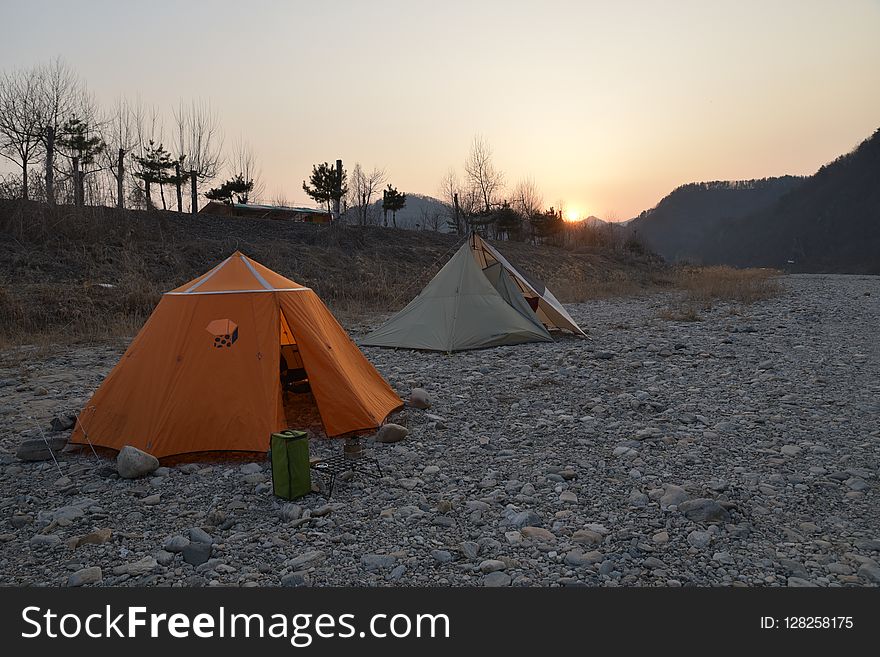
[627,177,804,263]
[713,128,880,273]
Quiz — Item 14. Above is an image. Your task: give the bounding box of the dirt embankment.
[0,200,667,344]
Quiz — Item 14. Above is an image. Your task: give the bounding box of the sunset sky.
[2,0,879,219]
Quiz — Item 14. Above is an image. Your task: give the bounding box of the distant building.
[200,201,332,223]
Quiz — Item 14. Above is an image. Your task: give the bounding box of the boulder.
[679,498,730,523]
[116,445,159,479]
[361,554,397,571]
[376,424,409,444]
[281,571,312,587]
[409,388,431,409]
[50,415,77,432]
[188,527,213,545]
[183,541,212,566]
[164,535,190,553]
[505,508,542,528]
[660,484,689,508]
[483,571,511,587]
[16,436,68,462]
[68,566,102,587]
[687,530,712,549]
[521,526,556,543]
[70,528,112,549]
[572,529,603,546]
[112,556,158,576]
[478,559,506,574]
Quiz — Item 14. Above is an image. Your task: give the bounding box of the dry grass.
[658,265,783,321]
[658,305,704,322]
[671,265,783,306]
[0,201,784,347]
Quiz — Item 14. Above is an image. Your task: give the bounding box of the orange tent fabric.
[70,252,402,458]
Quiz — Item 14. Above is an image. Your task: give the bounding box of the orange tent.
[70,252,403,459]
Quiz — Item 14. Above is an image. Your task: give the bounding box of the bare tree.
[0,65,43,199]
[36,57,85,202]
[100,95,138,207]
[173,99,223,209]
[229,137,264,202]
[421,205,444,231]
[512,176,543,241]
[438,167,481,233]
[347,162,386,225]
[132,102,163,209]
[464,135,504,214]
[512,177,543,218]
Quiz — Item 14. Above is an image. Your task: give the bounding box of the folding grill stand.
[310,451,383,498]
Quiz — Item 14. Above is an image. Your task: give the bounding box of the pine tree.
[132,141,178,210]
[494,202,523,240]
[205,174,255,205]
[302,161,347,221]
[57,115,105,205]
[57,116,105,166]
[530,207,564,244]
[382,184,406,228]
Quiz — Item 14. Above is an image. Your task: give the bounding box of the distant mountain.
[340,193,450,231]
[627,176,805,263]
[627,127,880,273]
[715,128,880,273]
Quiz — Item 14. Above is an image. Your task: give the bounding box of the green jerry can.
[270,430,311,500]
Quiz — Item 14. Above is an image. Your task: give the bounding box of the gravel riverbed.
[1,274,877,587]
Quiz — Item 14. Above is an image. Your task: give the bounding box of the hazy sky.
[2,0,879,219]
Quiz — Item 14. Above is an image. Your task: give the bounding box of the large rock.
[679,498,730,523]
[687,530,712,549]
[376,424,409,444]
[69,528,112,549]
[68,566,102,587]
[51,415,77,432]
[288,550,326,570]
[281,571,312,587]
[483,571,511,587]
[163,535,190,553]
[188,527,213,545]
[112,556,158,576]
[660,484,689,508]
[361,553,397,571]
[409,388,431,409]
[116,446,160,479]
[521,526,556,543]
[478,559,506,573]
[16,436,68,461]
[183,541,212,566]
[572,529,604,546]
[29,534,61,549]
[564,549,603,567]
[504,508,542,528]
[858,562,880,584]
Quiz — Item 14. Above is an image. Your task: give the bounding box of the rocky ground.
[1,274,878,587]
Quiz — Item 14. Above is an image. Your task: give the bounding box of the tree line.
[1,58,638,251]
[0,57,261,212]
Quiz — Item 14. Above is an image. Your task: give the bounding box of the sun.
[564,208,582,222]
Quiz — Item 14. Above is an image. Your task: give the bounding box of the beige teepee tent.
[469,233,586,336]
[362,234,585,352]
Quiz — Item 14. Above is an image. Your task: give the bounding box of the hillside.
[0,200,665,344]
[715,128,880,273]
[366,193,450,231]
[627,127,880,273]
[627,177,804,263]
